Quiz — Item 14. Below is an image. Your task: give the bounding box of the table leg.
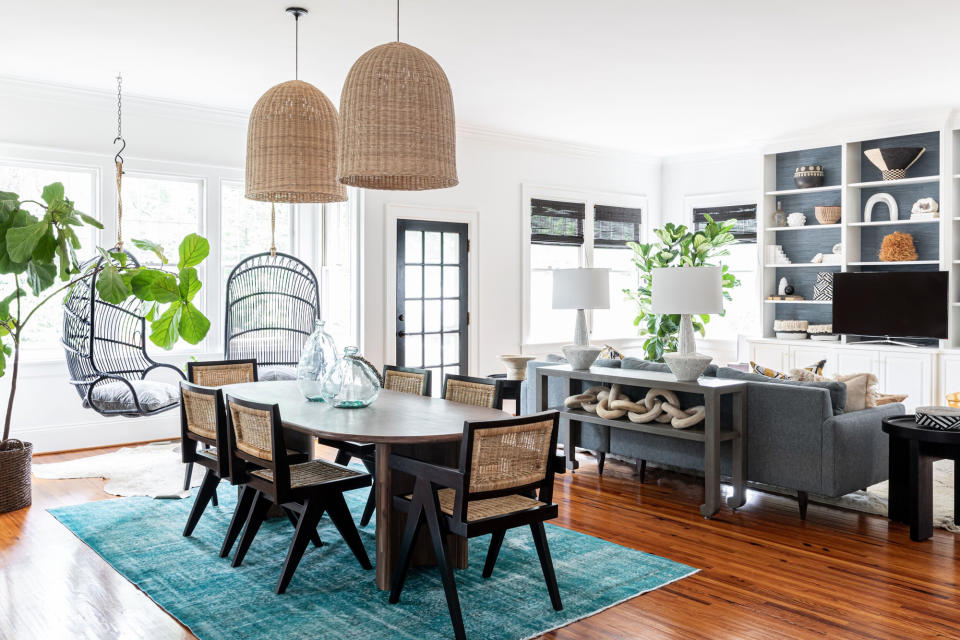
[887,435,909,524]
[955,460,960,527]
[700,390,722,519]
[559,377,579,471]
[907,440,933,542]
[726,390,747,509]
[375,443,393,590]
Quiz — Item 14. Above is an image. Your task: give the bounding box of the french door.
[396,220,469,397]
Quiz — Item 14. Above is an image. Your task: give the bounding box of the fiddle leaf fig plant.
[0,182,212,442]
[625,215,741,362]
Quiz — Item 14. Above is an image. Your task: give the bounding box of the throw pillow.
[876,392,908,406]
[751,359,827,380]
[719,366,846,414]
[598,345,624,360]
[790,369,879,412]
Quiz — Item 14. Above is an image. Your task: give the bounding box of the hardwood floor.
[2,445,958,640]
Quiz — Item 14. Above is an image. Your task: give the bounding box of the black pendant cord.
[396,0,400,42]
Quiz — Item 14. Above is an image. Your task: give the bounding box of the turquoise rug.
[49,487,696,640]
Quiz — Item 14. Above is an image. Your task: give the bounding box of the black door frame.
[396,219,469,374]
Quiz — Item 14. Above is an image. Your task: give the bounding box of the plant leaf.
[178,267,201,302]
[7,221,49,263]
[41,182,65,206]
[177,234,209,269]
[76,211,104,229]
[131,238,168,265]
[149,302,182,349]
[32,228,57,263]
[26,261,56,296]
[95,263,131,304]
[130,269,180,303]
[178,301,210,345]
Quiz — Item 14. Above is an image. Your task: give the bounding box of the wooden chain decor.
[564,384,706,429]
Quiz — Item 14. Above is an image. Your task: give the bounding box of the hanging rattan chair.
[62,251,185,417]
[224,251,320,379]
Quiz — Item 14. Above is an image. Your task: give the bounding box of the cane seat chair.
[389,411,564,640]
[225,394,373,594]
[442,374,504,410]
[62,250,185,416]
[224,252,319,381]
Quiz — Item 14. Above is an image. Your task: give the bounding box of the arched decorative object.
[863,192,898,223]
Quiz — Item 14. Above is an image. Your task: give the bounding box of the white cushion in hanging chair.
[259,366,297,381]
[84,380,180,414]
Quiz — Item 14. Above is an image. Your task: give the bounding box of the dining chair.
[225,394,373,594]
[318,364,432,527]
[442,373,504,410]
[182,359,258,494]
[388,411,563,640]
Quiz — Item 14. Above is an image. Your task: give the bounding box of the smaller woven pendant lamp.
[338,2,457,190]
[246,7,346,203]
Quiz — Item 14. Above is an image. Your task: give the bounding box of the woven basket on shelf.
[815,206,841,224]
[0,439,32,513]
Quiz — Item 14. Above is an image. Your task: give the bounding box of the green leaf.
[177,301,210,345]
[177,234,209,269]
[109,251,128,268]
[149,302,182,349]
[76,211,104,229]
[32,228,57,263]
[130,269,180,303]
[95,263,131,304]
[131,238,168,265]
[0,192,18,217]
[6,221,49,263]
[178,267,201,302]
[40,182,65,206]
[26,261,56,296]
[0,288,25,320]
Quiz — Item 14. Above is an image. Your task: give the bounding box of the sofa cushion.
[593,358,623,369]
[622,357,718,377]
[717,366,846,414]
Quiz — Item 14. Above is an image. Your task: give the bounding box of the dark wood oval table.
[223,380,509,589]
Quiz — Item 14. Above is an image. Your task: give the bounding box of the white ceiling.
[4,0,960,156]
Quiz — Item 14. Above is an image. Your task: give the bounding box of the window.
[525,191,644,346]
[320,197,359,350]
[123,174,203,267]
[690,202,758,341]
[220,180,292,284]
[0,162,97,353]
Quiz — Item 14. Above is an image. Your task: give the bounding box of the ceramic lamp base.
[562,345,602,371]
[663,352,713,381]
[497,354,536,380]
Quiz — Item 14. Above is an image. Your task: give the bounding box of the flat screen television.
[833,271,948,339]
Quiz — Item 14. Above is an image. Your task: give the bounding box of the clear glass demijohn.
[297,319,339,401]
[319,346,381,408]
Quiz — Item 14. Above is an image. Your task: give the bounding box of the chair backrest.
[383,365,432,396]
[442,374,501,409]
[223,252,320,372]
[453,411,560,522]
[224,394,290,501]
[179,381,229,477]
[188,359,258,387]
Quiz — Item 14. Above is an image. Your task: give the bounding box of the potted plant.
[625,215,741,362]
[0,183,212,513]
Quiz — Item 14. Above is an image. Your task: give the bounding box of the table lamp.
[651,266,723,380]
[552,268,610,370]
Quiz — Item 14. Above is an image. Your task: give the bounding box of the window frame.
[521,183,647,350]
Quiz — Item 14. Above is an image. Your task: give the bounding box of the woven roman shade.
[245,80,347,204]
[693,204,757,242]
[339,42,457,191]
[530,199,585,246]
[594,205,642,247]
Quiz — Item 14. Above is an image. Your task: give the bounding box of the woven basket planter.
[0,439,32,513]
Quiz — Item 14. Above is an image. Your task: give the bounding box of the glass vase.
[319,346,381,408]
[297,319,339,401]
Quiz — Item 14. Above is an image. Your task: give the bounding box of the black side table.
[487,373,522,416]
[882,415,960,541]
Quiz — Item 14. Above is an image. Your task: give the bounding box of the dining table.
[223,380,510,590]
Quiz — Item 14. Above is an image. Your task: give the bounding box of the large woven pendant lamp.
[338,1,457,190]
[246,7,346,203]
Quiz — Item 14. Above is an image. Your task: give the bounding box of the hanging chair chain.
[113,74,126,251]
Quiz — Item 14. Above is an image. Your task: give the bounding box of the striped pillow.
[750,359,827,380]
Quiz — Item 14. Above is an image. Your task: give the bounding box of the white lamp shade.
[651,266,723,315]
[552,268,610,309]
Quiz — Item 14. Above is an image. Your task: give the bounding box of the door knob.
[397,331,406,337]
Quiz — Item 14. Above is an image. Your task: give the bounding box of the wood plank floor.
[2,445,958,640]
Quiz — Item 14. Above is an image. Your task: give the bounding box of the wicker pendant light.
[246,7,346,203]
[338,3,457,190]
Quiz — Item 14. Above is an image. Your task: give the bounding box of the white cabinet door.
[879,352,933,412]
[937,354,960,404]
[789,345,837,376]
[750,342,789,372]
[835,349,879,377]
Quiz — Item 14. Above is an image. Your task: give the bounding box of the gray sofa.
[520,356,904,518]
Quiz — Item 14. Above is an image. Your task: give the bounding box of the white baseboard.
[15,412,180,454]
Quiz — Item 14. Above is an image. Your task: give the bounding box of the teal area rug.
[49,487,697,640]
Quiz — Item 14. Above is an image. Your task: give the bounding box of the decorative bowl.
[562,345,602,371]
[814,206,841,224]
[497,354,536,380]
[794,165,824,189]
[787,211,807,227]
[863,147,925,181]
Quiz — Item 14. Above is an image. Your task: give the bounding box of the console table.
[535,364,747,518]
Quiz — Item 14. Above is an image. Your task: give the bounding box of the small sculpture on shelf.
[863,147,925,181]
[787,211,807,227]
[878,231,918,262]
[864,192,898,222]
[564,384,705,429]
[910,197,939,220]
[793,165,824,189]
[768,244,792,265]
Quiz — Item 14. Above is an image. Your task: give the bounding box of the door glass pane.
[443,366,459,382]
[424,299,441,333]
[442,266,460,298]
[442,300,459,331]
[424,266,442,298]
[405,230,422,263]
[404,299,422,333]
[424,232,442,263]
[405,334,422,367]
[424,333,441,366]
[443,233,459,264]
[443,333,459,365]
[404,266,422,298]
